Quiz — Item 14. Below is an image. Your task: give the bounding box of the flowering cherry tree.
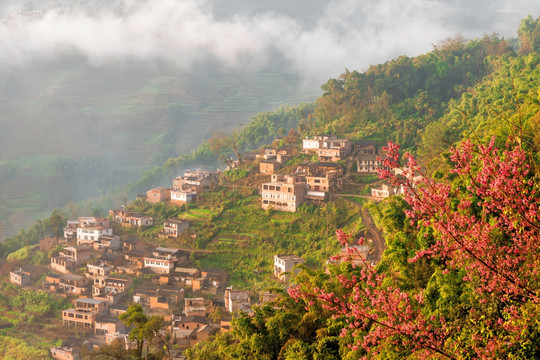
[290,138,540,359]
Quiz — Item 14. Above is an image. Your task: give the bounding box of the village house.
[260,290,280,304]
[354,142,387,173]
[160,217,190,239]
[274,254,304,282]
[170,189,197,206]
[173,170,219,195]
[50,345,81,360]
[77,225,113,246]
[195,324,220,343]
[92,234,120,250]
[261,174,306,212]
[97,253,125,268]
[259,160,281,175]
[167,267,201,288]
[51,256,76,274]
[59,274,89,295]
[108,209,142,223]
[45,273,62,284]
[63,220,78,241]
[43,273,63,291]
[123,249,148,269]
[62,298,109,328]
[201,269,227,289]
[224,288,251,313]
[302,135,336,152]
[153,247,187,263]
[94,314,126,336]
[133,286,185,310]
[371,183,398,199]
[60,245,92,263]
[317,147,345,162]
[146,186,171,203]
[305,171,342,204]
[9,268,32,285]
[331,244,371,267]
[122,237,147,252]
[53,245,92,272]
[303,135,351,158]
[174,315,207,332]
[104,276,133,295]
[109,304,128,317]
[39,236,57,252]
[185,297,212,317]
[125,215,154,228]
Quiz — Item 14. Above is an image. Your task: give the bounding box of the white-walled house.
[77,226,113,245]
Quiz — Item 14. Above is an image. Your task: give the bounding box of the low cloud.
[0,0,538,88]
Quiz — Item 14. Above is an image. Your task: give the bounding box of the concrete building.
[161,218,190,238]
[274,254,304,282]
[224,288,251,313]
[9,268,31,285]
[261,174,306,212]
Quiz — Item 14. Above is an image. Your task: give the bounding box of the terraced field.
[0,60,316,240]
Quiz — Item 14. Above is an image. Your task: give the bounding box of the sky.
[0,0,538,89]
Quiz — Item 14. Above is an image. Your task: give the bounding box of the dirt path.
[339,197,386,263]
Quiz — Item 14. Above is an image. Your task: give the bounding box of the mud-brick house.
[108,209,142,223]
[10,268,32,285]
[161,218,190,239]
[146,186,171,204]
[224,287,251,313]
[94,314,126,336]
[50,344,81,360]
[259,160,281,175]
[185,297,212,317]
[93,235,120,250]
[122,237,147,252]
[59,274,89,295]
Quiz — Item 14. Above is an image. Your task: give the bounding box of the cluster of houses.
[3,210,313,359]
[1,135,411,359]
[146,170,220,206]
[260,136,394,212]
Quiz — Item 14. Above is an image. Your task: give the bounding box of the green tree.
[47,209,65,243]
[119,304,168,360]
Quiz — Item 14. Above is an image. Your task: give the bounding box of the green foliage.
[419,53,540,165]
[0,336,51,360]
[312,35,512,150]
[518,15,540,54]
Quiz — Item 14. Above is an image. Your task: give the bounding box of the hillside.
[0,16,539,360]
[0,57,315,240]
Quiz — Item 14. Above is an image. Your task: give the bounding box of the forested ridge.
[185,16,540,360]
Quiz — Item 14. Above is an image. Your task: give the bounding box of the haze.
[0,0,539,239]
[1,0,538,87]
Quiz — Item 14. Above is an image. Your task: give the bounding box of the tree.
[208,130,243,166]
[47,209,65,243]
[518,15,540,54]
[291,138,540,359]
[119,304,168,360]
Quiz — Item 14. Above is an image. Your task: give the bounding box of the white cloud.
[0,0,538,89]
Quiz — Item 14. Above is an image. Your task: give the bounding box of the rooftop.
[75,298,108,305]
[276,254,304,261]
